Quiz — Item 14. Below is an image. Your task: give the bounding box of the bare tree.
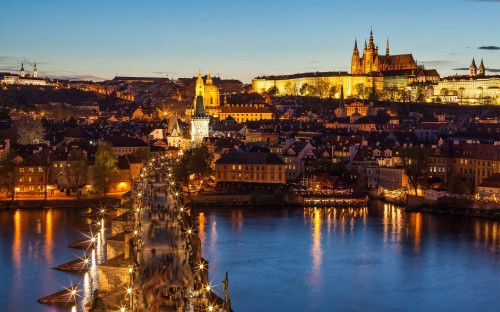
[14,116,45,144]
[67,147,88,198]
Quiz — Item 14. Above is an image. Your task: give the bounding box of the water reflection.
[45,209,54,263]
[310,209,322,290]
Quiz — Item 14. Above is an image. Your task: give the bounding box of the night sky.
[1,0,499,82]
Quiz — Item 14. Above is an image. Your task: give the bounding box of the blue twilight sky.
[1,0,499,83]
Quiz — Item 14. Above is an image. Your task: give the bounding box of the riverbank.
[0,198,121,209]
[406,203,500,219]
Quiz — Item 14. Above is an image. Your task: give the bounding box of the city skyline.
[1,0,499,83]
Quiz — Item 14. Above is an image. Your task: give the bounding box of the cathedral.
[252,29,439,98]
[351,30,419,75]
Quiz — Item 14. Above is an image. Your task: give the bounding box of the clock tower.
[191,94,210,144]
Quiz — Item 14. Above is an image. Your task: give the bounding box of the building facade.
[214,150,286,184]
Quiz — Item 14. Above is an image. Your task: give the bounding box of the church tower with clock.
[191,72,210,144]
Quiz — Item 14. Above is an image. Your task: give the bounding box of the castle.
[252,30,439,98]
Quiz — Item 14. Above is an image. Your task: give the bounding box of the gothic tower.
[470,58,477,77]
[478,58,485,77]
[362,29,379,74]
[191,85,210,144]
[351,39,361,74]
[386,38,390,57]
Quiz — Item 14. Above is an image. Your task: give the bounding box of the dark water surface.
[194,202,500,312]
[1,202,499,311]
[0,207,91,312]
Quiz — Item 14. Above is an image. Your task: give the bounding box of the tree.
[131,148,151,163]
[67,147,88,198]
[316,78,331,98]
[14,115,45,144]
[328,85,337,98]
[458,87,465,105]
[416,85,425,102]
[268,86,279,97]
[355,84,365,99]
[93,142,118,196]
[446,174,471,195]
[0,151,15,200]
[173,146,213,195]
[299,83,309,96]
[400,146,429,196]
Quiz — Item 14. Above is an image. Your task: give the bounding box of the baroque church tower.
[191,72,210,144]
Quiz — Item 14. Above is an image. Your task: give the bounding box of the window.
[19,168,25,173]
[28,168,34,173]
[54,163,58,168]
[28,177,32,182]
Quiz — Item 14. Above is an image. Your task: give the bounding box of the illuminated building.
[431,59,500,105]
[218,104,273,122]
[252,30,438,98]
[190,85,210,144]
[214,150,286,184]
[0,62,48,85]
[186,72,222,117]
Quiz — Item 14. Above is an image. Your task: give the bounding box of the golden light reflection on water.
[474,219,500,249]
[304,207,368,290]
[383,203,403,245]
[310,209,322,289]
[231,209,243,231]
[198,212,206,247]
[44,209,53,262]
[12,209,23,272]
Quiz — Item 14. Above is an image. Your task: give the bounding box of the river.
[0,201,499,311]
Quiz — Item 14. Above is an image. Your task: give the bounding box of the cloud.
[419,60,455,66]
[452,67,500,73]
[478,45,500,50]
[48,74,106,81]
[151,71,177,75]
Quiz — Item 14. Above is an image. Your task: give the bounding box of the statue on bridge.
[89,289,107,312]
[223,271,231,312]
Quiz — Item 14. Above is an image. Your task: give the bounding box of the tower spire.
[20,61,25,78]
[33,61,38,78]
[386,38,390,56]
[339,85,345,108]
[369,27,374,49]
[479,58,485,76]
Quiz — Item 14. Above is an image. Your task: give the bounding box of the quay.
[39,154,232,311]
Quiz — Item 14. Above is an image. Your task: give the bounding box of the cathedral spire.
[386,38,390,56]
[339,85,345,108]
[470,58,477,77]
[478,58,485,76]
[369,28,374,49]
[364,39,367,50]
